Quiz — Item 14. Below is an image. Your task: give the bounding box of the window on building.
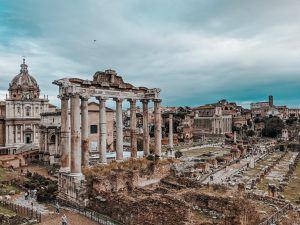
[26,106,31,116]
[17,107,21,113]
[90,125,98,134]
[50,135,56,143]
[36,107,39,113]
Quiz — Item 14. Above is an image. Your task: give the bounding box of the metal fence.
[259,203,293,225]
[0,201,42,223]
[58,199,125,225]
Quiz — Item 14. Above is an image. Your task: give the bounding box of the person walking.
[55,201,60,214]
[62,214,68,225]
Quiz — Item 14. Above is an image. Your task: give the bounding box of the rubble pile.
[88,172,268,225]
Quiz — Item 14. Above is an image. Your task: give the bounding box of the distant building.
[193,104,232,136]
[251,96,287,119]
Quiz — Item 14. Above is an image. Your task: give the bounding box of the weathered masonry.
[53,69,162,204]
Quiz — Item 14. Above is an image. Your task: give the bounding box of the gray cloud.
[0,0,300,108]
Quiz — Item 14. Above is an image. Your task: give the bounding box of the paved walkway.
[14,196,49,214]
[202,150,267,185]
[38,208,100,225]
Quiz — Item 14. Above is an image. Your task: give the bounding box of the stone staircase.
[16,144,39,153]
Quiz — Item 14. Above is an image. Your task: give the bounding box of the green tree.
[262,117,284,138]
[246,130,255,137]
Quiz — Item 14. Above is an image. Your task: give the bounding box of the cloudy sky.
[0,0,300,108]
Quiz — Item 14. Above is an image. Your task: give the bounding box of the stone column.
[115,98,123,161]
[20,125,23,143]
[5,125,8,145]
[14,125,16,144]
[98,97,107,164]
[81,97,89,167]
[60,96,70,172]
[33,124,36,143]
[129,99,137,158]
[142,100,150,156]
[169,113,174,150]
[70,94,82,175]
[233,131,237,144]
[154,99,162,156]
[44,132,48,152]
[55,134,58,155]
[9,125,13,144]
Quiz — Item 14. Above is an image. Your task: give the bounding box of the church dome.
[8,59,40,100]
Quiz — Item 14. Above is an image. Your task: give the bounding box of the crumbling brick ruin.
[83,159,283,225]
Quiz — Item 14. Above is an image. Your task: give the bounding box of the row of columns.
[59,94,162,176]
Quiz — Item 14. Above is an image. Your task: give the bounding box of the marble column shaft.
[130,99,137,158]
[60,96,70,170]
[81,97,89,167]
[44,132,48,152]
[154,99,162,156]
[115,98,123,161]
[70,94,82,175]
[98,98,107,164]
[169,114,174,149]
[142,100,150,156]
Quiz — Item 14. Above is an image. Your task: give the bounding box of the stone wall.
[91,163,171,194]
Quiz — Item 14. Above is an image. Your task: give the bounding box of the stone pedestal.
[58,171,88,206]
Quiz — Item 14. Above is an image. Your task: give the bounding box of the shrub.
[175,151,183,158]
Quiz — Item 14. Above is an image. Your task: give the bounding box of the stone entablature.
[53,70,160,101]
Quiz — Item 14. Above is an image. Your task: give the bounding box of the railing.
[58,199,125,225]
[259,203,293,225]
[0,201,42,223]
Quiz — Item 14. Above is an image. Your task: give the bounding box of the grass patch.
[0,168,18,182]
[0,184,21,195]
[283,164,300,204]
[0,206,16,217]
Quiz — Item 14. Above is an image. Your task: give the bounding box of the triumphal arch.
[53,69,162,204]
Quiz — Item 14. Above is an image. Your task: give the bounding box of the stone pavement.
[202,149,267,185]
[14,196,49,214]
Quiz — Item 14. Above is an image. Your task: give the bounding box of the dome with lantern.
[8,58,40,100]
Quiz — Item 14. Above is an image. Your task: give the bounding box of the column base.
[69,172,83,177]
